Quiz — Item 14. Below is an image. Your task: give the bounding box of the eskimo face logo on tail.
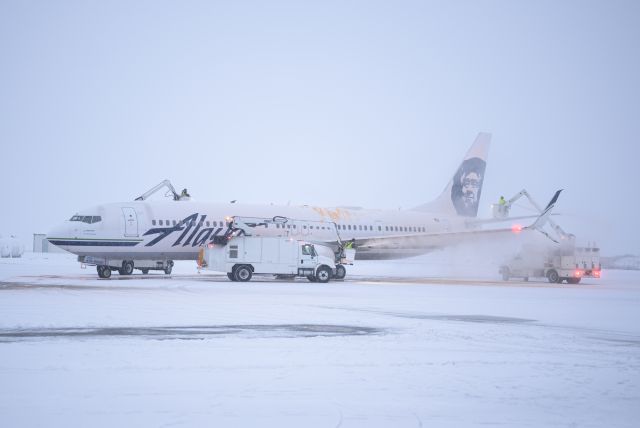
[451,157,486,217]
[143,213,226,247]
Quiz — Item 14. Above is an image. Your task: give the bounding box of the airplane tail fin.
[412,132,491,217]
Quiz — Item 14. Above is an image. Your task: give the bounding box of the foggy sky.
[1,0,638,255]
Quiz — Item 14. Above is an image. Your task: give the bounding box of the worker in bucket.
[497,195,506,216]
[344,238,356,249]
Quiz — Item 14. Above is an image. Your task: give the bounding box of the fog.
[1,1,638,255]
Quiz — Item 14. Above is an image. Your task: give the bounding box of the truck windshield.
[301,244,316,256]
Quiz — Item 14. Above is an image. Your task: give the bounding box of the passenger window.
[206,221,210,227]
[159,220,164,226]
[152,220,156,226]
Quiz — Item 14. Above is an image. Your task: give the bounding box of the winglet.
[526,189,563,242]
[544,189,563,211]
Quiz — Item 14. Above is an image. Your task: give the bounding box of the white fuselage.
[47,200,470,261]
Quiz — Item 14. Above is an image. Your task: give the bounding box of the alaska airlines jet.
[47,133,558,278]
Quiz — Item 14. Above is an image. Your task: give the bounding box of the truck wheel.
[307,275,317,282]
[141,268,149,274]
[501,267,510,281]
[97,265,111,279]
[164,261,173,274]
[227,272,236,281]
[119,260,134,275]
[315,266,331,283]
[334,265,346,280]
[234,265,252,282]
[567,277,581,284]
[547,270,560,283]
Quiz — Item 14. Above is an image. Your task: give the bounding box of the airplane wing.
[353,190,564,251]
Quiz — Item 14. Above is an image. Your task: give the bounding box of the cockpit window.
[69,215,102,224]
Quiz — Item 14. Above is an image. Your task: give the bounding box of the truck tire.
[164,261,173,274]
[97,265,111,279]
[119,260,134,275]
[307,275,317,282]
[567,277,581,284]
[547,269,560,283]
[227,272,236,281]
[315,266,331,283]
[334,265,346,280]
[141,268,149,274]
[234,265,252,282]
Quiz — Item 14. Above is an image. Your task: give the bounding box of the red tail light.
[511,224,523,233]
[574,270,583,277]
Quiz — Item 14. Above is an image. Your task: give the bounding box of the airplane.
[46,133,560,278]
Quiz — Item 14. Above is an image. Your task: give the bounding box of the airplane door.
[122,207,139,237]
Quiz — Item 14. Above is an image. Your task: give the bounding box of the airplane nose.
[47,222,72,241]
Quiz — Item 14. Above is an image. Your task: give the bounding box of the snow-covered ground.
[1,252,639,427]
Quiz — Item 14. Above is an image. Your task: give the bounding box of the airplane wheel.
[234,265,252,282]
[97,265,111,279]
[164,261,173,274]
[120,260,134,275]
[547,270,560,283]
[315,266,331,283]
[334,265,346,280]
[141,268,149,274]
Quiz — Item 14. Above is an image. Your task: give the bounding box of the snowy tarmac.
[1,253,639,427]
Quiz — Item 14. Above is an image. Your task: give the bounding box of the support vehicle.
[203,216,354,282]
[499,241,601,284]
